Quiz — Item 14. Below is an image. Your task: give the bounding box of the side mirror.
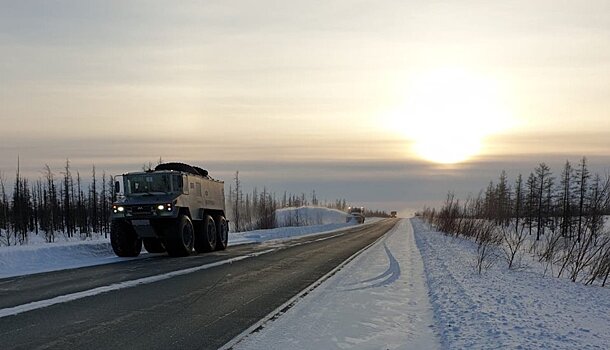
[115,181,121,194]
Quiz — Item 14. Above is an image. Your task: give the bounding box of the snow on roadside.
[0,239,145,279]
[275,206,348,227]
[228,222,352,246]
[411,218,610,350]
[233,219,440,350]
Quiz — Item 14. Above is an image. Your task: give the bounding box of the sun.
[387,68,512,164]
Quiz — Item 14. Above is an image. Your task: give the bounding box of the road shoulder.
[232,219,440,350]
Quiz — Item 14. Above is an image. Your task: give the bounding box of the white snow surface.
[234,219,440,350]
[0,239,138,279]
[3,212,605,349]
[275,206,348,227]
[411,218,610,350]
[0,207,359,279]
[228,222,352,246]
[235,218,610,350]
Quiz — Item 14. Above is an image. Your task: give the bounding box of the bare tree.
[503,175,528,269]
[0,172,8,245]
[101,171,108,238]
[559,161,574,238]
[62,159,74,238]
[233,171,241,232]
[90,165,98,235]
[535,163,553,241]
[496,171,511,226]
[525,172,537,237]
[575,157,590,243]
[475,221,501,274]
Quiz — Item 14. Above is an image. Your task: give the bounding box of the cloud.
[2,1,610,215]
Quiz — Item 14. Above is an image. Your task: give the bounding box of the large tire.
[195,215,216,253]
[215,216,228,251]
[143,238,166,253]
[164,215,194,257]
[111,221,142,257]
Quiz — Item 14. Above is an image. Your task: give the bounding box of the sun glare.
[387,68,512,164]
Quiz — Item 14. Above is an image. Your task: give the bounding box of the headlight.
[157,203,173,212]
[117,206,125,212]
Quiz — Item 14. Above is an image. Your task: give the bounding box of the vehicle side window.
[183,176,189,194]
[196,182,202,196]
[172,175,183,193]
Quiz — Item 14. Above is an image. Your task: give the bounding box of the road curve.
[0,219,398,350]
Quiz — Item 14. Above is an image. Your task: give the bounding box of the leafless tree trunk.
[233,171,241,232]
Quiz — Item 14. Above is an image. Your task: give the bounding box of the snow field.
[412,218,610,350]
[234,219,440,350]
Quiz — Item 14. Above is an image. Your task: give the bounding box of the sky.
[1,1,610,216]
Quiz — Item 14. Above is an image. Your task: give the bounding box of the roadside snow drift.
[275,206,348,227]
[0,239,140,279]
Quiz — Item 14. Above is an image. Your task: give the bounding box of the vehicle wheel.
[164,215,194,257]
[195,215,216,253]
[111,221,142,257]
[143,238,165,253]
[215,216,228,251]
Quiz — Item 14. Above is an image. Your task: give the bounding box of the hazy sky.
[1,1,610,215]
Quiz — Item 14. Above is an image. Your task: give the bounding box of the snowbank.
[412,218,610,349]
[228,223,352,246]
[275,206,348,227]
[0,239,145,279]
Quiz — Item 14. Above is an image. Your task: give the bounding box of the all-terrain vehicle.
[110,163,227,257]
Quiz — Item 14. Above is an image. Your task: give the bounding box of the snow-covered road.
[234,219,440,349]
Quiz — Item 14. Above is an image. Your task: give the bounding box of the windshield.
[125,173,181,196]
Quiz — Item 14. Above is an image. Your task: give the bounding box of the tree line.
[1,162,389,245]
[0,159,114,246]
[421,157,610,286]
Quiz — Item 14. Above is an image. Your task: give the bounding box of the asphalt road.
[0,219,398,350]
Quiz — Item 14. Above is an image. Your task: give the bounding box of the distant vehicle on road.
[110,163,227,257]
[390,211,397,218]
[346,206,365,224]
